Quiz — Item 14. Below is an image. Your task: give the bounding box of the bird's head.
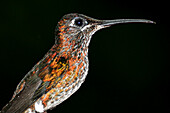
[55,13,154,53]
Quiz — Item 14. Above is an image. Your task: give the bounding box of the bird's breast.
[35,53,89,111]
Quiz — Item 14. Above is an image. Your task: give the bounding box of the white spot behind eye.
[70,19,75,27]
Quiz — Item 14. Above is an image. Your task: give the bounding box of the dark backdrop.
[0,0,169,113]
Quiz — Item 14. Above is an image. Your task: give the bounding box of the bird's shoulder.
[12,50,69,100]
[1,49,70,112]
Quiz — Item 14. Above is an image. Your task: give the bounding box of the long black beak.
[100,19,155,27]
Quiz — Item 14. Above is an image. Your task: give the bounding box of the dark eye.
[75,18,83,27]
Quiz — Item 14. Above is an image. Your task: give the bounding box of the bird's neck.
[53,35,90,59]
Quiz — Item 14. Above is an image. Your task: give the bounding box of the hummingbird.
[0,13,154,113]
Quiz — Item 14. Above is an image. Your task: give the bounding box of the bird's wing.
[32,56,68,101]
[0,54,68,113]
[0,73,42,113]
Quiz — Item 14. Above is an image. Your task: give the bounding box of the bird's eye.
[74,18,83,27]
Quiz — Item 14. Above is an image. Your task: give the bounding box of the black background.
[0,0,169,113]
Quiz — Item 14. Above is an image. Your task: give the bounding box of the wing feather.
[0,54,68,113]
[0,74,42,113]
